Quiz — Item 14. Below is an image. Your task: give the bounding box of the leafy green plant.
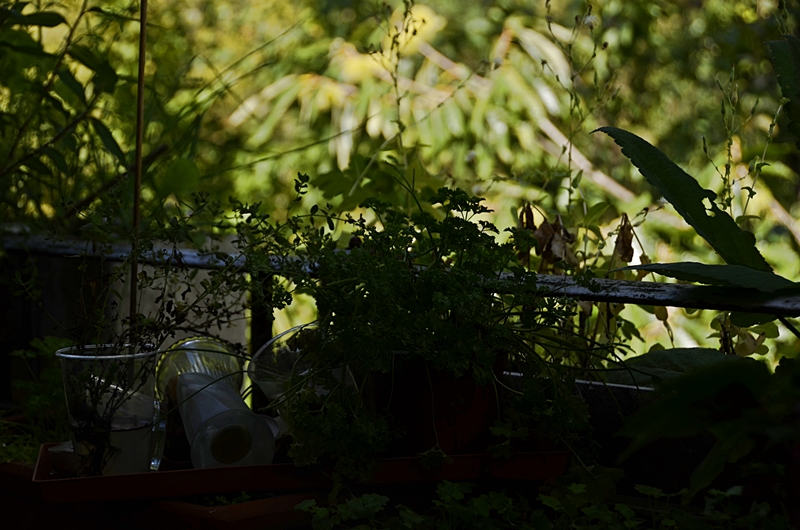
[241,180,600,481]
[0,336,72,464]
[618,355,800,508]
[0,0,259,233]
[297,493,390,530]
[295,475,794,529]
[588,32,800,508]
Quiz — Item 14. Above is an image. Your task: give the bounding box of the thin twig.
[779,316,800,339]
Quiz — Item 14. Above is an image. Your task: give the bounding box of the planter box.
[33,443,569,503]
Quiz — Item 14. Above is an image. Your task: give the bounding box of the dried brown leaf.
[615,213,634,263]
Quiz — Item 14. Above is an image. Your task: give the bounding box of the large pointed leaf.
[606,347,737,387]
[619,262,797,293]
[595,127,772,272]
[767,35,800,148]
[618,357,770,460]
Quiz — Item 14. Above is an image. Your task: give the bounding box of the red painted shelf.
[32,443,570,503]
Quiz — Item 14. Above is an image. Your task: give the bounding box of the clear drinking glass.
[56,344,165,476]
[248,322,319,402]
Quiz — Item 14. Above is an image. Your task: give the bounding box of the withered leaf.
[533,218,554,258]
[615,213,634,263]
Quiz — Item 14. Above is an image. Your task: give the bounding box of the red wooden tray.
[33,443,569,503]
[149,493,316,530]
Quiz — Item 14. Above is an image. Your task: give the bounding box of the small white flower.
[583,15,598,30]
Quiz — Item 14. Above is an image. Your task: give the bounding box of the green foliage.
[0,1,116,226]
[244,183,600,479]
[198,491,252,507]
[9,336,71,423]
[767,35,800,148]
[294,472,793,529]
[305,187,536,379]
[0,0,797,517]
[297,493,390,530]
[0,0,253,232]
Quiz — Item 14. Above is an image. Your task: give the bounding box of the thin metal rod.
[131,0,147,324]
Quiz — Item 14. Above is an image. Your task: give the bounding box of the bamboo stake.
[131,0,147,330]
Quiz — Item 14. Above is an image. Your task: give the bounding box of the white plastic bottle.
[177,372,277,468]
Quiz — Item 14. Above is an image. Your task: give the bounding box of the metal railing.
[6,234,799,316]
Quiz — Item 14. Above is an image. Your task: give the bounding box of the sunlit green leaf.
[583,202,610,227]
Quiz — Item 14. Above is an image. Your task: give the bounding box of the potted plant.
[244,183,591,480]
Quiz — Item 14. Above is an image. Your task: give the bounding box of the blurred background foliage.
[1,0,798,358]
